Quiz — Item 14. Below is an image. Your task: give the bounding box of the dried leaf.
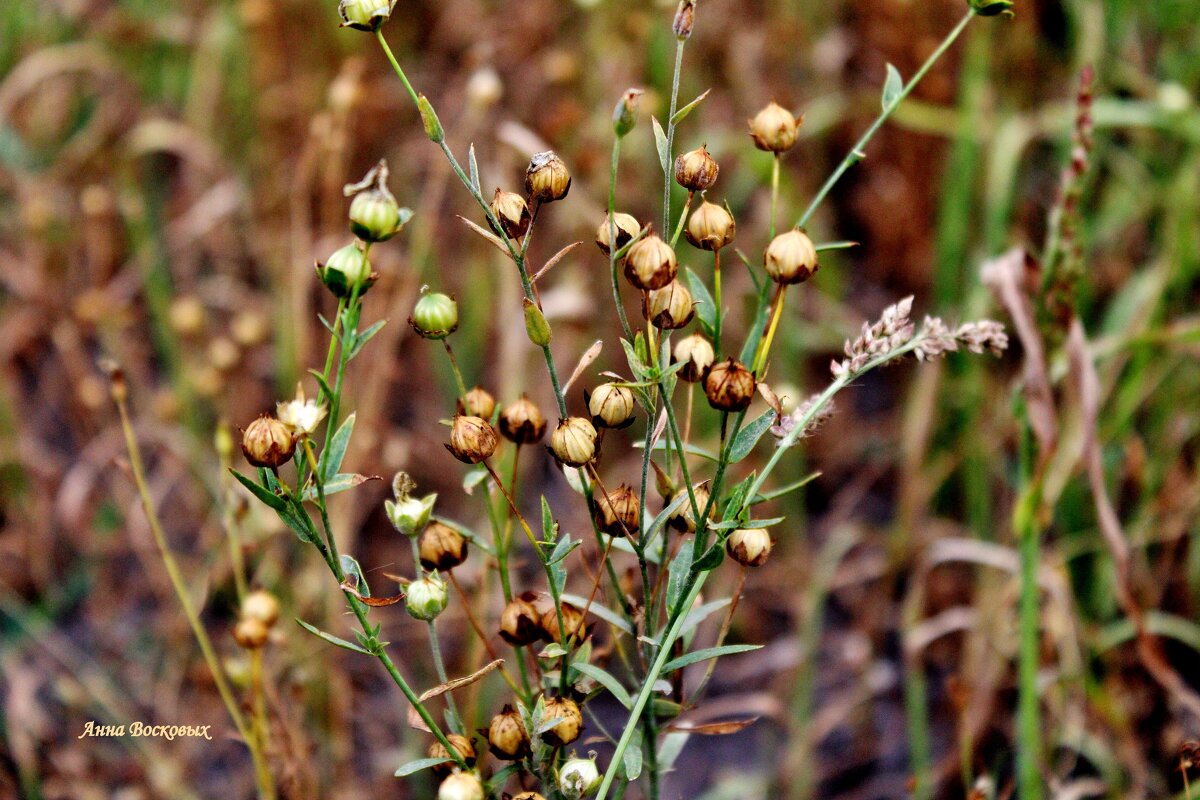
[407,660,505,731]
[457,215,512,259]
[339,581,405,607]
[532,241,584,285]
[756,382,783,420]
[563,340,604,395]
[665,717,759,736]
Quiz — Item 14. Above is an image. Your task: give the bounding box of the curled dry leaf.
[339,581,406,607]
[407,659,505,731]
[664,717,759,736]
[562,340,604,395]
[457,215,513,258]
[532,241,584,285]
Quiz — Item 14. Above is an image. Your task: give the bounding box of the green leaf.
[561,592,633,635]
[547,536,580,567]
[661,644,762,673]
[276,506,318,544]
[340,555,370,597]
[322,413,355,481]
[462,466,489,495]
[679,598,731,638]
[570,662,632,709]
[707,516,784,531]
[815,240,859,253]
[468,143,481,193]
[539,642,569,659]
[738,283,774,365]
[633,439,719,462]
[610,535,661,564]
[644,491,691,547]
[652,116,670,174]
[620,338,650,383]
[721,473,757,522]
[296,618,372,655]
[622,724,644,780]
[691,542,725,573]
[536,715,567,735]
[728,411,775,464]
[485,765,519,793]
[683,267,717,340]
[348,320,387,359]
[670,88,711,127]
[306,369,334,402]
[541,496,557,543]
[394,757,452,777]
[751,472,821,504]
[230,469,287,512]
[548,535,574,596]
[882,63,903,110]
[666,543,693,614]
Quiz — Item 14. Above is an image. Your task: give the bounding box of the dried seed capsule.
[548,417,597,467]
[540,696,583,746]
[410,291,459,339]
[524,151,571,202]
[438,771,484,800]
[347,161,406,242]
[487,705,530,760]
[672,333,715,383]
[428,734,476,779]
[594,483,639,537]
[317,243,374,298]
[684,200,736,251]
[672,0,695,39]
[587,383,635,429]
[559,755,602,798]
[338,0,397,31]
[233,617,269,650]
[667,482,711,533]
[623,234,678,291]
[512,794,546,800]
[726,527,773,567]
[490,188,531,239]
[458,386,496,420]
[241,415,295,468]
[673,145,719,192]
[595,212,641,255]
[419,521,469,571]
[405,574,449,621]
[446,415,499,464]
[748,101,802,153]
[499,395,547,444]
[241,590,280,629]
[499,594,543,646]
[541,602,589,643]
[646,279,695,330]
[704,359,756,412]
[764,229,819,285]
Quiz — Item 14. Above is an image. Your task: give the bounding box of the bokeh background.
[3,0,1200,798]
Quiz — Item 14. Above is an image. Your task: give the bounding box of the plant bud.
[672,333,715,383]
[667,482,711,533]
[595,212,641,256]
[672,0,695,39]
[499,594,543,646]
[419,521,469,571]
[645,280,695,330]
[346,161,408,242]
[524,299,552,346]
[726,527,773,567]
[612,88,643,138]
[704,359,756,412]
[499,395,547,444]
[548,417,597,467]
[241,415,295,468]
[438,771,484,800]
[587,383,635,429]
[405,573,449,621]
[748,102,802,153]
[458,386,496,420]
[241,590,281,628]
[233,617,269,649]
[385,484,437,537]
[524,151,571,202]
[673,145,719,192]
[487,705,531,760]
[418,94,445,143]
[428,734,476,779]
[410,291,459,339]
[559,755,602,798]
[623,234,678,291]
[684,200,736,251]
[541,602,589,644]
[764,229,819,285]
[540,696,583,746]
[446,415,499,464]
[594,483,639,537]
[491,188,531,239]
[317,243,375,297]
[338,0,396,30]
[970,0,1015,16]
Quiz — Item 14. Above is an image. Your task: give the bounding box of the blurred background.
[3,0,1200,798]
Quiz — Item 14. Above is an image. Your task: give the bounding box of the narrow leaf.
[301,472,379,501]
[661,644,762,673]
[815,240,859,252]
[570,662,632,709]
[395,757,452,777]
[561,592,633,635]
[348,320,387,358]
[670,88,712,126]
[728,411,775,464]
[407,659,505,731]
[652,116,670,174]
[322,413,355,481]
[752,472,822,504]
[665,718,759,736]
[563,340,604,396]
[457,215,511,258]
[622,724,644,780]
[882,63,904,110]
[340,554,371,597]
[230,469,287,512]
[296,618,372,654]
[679,598,731,638]
[691,542,725,572]
[666,543,693,613]
[683,267,717,339]
[468,144,480,192]
[532,241,584,285]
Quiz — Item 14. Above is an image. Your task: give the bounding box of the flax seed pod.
[486,705,530,760]
[748,101,802,153]
[458,386,496,420]
[764,229,819,285]
[548,417,597,467]
[541,601,590,644]
[704,359,756,412]
[499,594,543,646]
[418,521,469,571]
[525,151,571,202]
[645,279,695,330]
[499,395,547,444]
[445,415,498,464]
[428,734,476,779]
[438,771,484,800]
[587,383,635,429]
[540,696,583,746]
[684,200,736,251]
[726,527,773,567]
[595,212,641,255]
[491,189,531,239]
[594,483,639,537]
[674,145,719,191]
[241,415,295,468]
[667,482,711,533]
[623,234,677,291]
[672,333,715,383]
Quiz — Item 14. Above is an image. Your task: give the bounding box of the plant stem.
[668,190,694,248]
[712,248,723,352]
[1014,418,1045,800]
[609,137,633,340]
[753,283,788,375]
[662,38,687,231]
[443,339,469,400]
[769,154,781,238]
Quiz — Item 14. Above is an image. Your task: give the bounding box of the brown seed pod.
[446,415,499,464]
[674,145,719,192]
[548,417,597,467]
[428,734,477,779]
[672,333,715,383]
[623,234,678,291]
[241,590,281,628]
[763,229,819,285]
[524,151,571,202]
[595,213,641,255]
[233,617,269,650]
[704,359,756,412]
[594,483,640,537]
[511,794,547,800]
[645,279,695,330]
[241,415,295,469]
[726,527,773,567]
[586,383,635,429]
[499,594,543,646]
[499,395,547,444]
[419,521,469,571]
[748,101,802,153]
[684,200,736,251]
[667,482,711,533]
[541,602,590,644]
[458,386,496,420]
[491,189,531,239]
[540,696,583,747]
[486,705,530,760]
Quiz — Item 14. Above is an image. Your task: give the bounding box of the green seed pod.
[338,0,396,31]
[410,291,458,339]
[418,94,445,143]
[345,161,409,242]
[317,244,374,298]
[559,755,601,798]
[612,88,643,138]
[524,299,552,346]
[405,574,449,621]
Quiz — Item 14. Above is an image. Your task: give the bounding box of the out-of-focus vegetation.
[2,0,1200,798]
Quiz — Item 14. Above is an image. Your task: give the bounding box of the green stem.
[769,154,780,239]
[662,39,687,232]
[609,137,633,340]
[443,339,469,400]
[1015,419,1045,800]
[712,249,723,352]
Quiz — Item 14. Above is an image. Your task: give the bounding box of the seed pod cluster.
[500,395,547,444]
[419,521,469,571]
[446,415,499,464]
[704,359,756,412]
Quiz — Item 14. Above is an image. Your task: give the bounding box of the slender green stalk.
[668,190,694,248]
[769,154,781,238]
[712,249,723,351]
[662,38,687,232]
[608,137,633,340]
[442,340,469,400]
[1014,419,1045,800]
